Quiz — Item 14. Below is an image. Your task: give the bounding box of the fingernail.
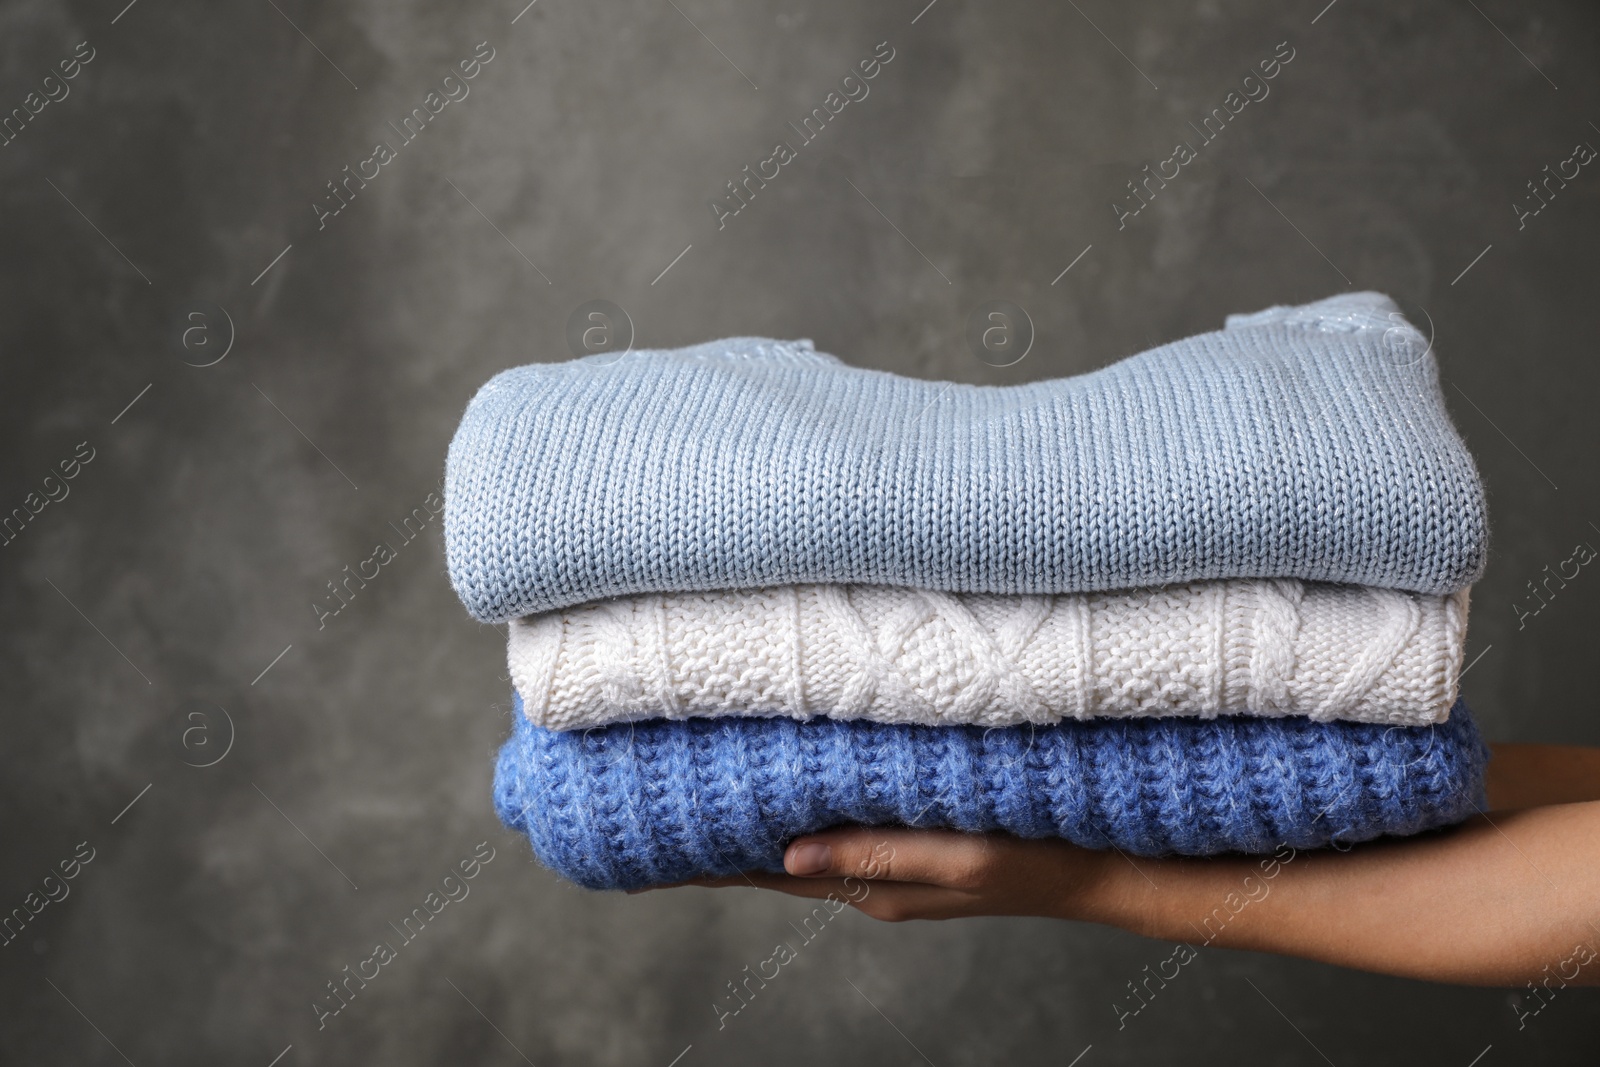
[787,842,832,876]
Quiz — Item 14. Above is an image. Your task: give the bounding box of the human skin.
[657,743,1600,987]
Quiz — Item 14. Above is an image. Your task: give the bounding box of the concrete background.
[2,0,1598,1063]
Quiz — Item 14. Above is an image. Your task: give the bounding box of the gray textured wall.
[2,0,1598,1063]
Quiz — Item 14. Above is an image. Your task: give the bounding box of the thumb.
[783,827,996,888]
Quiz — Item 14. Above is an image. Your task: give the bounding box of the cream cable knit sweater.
[507,580,1469,729]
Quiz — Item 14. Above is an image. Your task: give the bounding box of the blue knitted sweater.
[493,694,1488,891]
[447,292,1486,623]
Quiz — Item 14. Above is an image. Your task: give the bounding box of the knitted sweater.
[509,580,1470,729]
[446,292,1487,623]
[492,693,1489,891]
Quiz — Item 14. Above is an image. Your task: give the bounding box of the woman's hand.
[656,744,1600,987]
[671,827,1129,924]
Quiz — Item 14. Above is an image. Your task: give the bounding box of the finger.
[676,870,991,922]
[631,872,788,893]
[703,873,861,899]
[783,826,1008,887]
[846,881,990,922]
[769,876,995,921]
[631,869,849,894]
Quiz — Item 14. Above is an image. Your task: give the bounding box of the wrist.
[1083,848,1304,944]
[1045,845,1159,930]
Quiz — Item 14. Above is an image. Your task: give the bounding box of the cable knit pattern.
[446,292,1487,623]
[508,581,1470,728]
[492,694,1490,891]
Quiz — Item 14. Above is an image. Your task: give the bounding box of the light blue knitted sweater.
[447,293,1486,623]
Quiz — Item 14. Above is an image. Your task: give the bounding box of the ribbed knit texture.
[493,693,1489,891]
[446,292,1487,623]
[510,580,1470,729]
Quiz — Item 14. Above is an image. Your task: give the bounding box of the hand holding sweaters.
[660,745,1600,989]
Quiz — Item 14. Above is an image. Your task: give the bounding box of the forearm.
[1079,801,1600,986]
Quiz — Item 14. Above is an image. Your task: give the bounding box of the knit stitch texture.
[447,292,1487,623]
[509,580,1470,729]
[492,693,1489,891]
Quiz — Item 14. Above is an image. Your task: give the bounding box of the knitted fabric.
[446,292,1487,623]
[509,580,1470,729]
[492,693,1489,891]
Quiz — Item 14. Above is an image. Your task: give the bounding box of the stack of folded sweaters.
[445,292,1490,892]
